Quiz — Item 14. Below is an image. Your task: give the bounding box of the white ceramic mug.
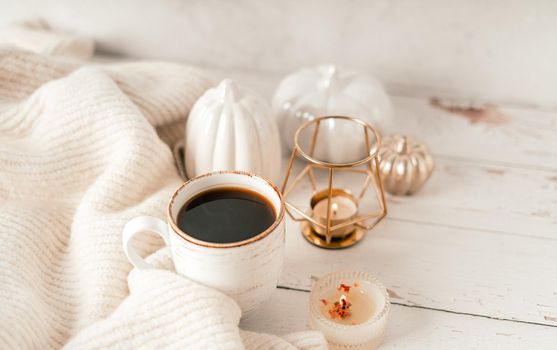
[122,171,286,313]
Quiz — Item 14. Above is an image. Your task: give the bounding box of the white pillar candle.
[309,271,390,349]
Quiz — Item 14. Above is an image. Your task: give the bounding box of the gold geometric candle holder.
[281,116,387,249]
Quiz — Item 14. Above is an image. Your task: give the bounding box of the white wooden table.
[208,68,557,349]
[2,1,555,347]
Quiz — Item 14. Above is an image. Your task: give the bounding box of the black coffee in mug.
[176,187,276,244]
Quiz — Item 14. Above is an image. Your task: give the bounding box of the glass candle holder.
[309,271,390,350]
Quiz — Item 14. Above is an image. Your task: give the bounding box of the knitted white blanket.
[0,21,326,350]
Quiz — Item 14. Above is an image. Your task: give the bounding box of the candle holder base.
[301,221,365,249]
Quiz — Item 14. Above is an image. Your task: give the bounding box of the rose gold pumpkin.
[377,135,434,195]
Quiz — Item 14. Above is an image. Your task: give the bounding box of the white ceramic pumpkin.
[272,64,392,163]
[185,79,281,181]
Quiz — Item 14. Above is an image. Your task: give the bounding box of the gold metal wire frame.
[281,116,387,248]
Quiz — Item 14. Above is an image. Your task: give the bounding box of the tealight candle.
[310,188,358,238]
[309,271,390,350]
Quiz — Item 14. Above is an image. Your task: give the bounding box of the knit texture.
[0,21,326,350]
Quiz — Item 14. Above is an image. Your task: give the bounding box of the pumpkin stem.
[218,79,239,104]
[396,136,408,154]
[322,64,340,96]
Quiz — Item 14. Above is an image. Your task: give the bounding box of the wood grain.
[386,96,557,171]
[208,68,557,171]
[217,67,557,345]
[285,156,557,238]
[277,215,557,326]
[242,288,557,349]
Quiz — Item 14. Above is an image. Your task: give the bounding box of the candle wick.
[328,293,352,320]
[332,203,338,217]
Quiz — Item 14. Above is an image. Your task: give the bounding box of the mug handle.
[122,216,170,269]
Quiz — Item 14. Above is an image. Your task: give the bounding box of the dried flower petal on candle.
[337,283,351,292]
[309,271,390,348]
[321,299,328,305]
[328,295,352,319]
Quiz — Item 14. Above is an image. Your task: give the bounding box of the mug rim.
[167,170,285,248]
